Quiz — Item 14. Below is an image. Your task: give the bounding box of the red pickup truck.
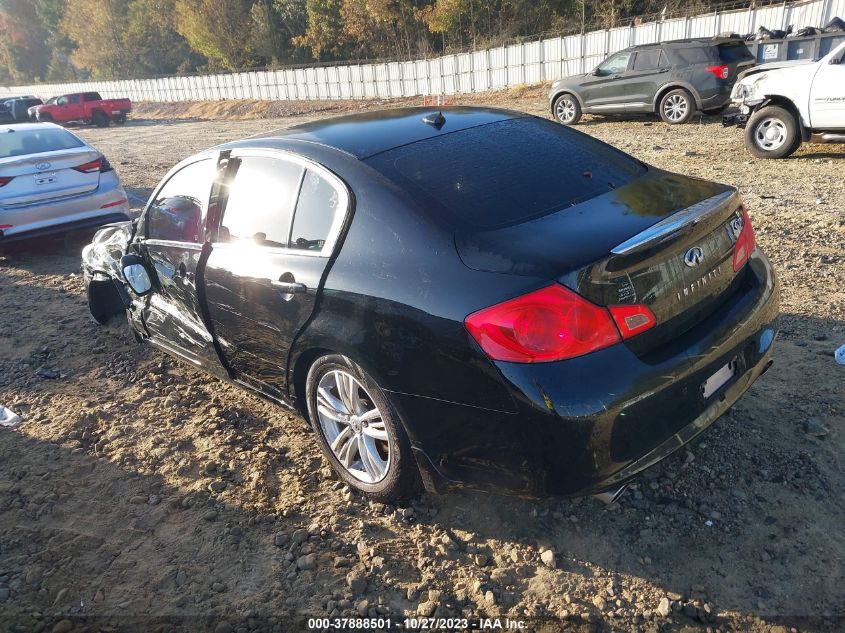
[30,91,132,127]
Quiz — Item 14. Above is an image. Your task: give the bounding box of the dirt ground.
[1,92,844,633]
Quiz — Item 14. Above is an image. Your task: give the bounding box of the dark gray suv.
[549,38,754,125]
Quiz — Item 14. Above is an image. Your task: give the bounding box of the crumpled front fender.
[81,221,133,281]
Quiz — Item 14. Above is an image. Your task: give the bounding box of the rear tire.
[92,111,109,127]
[744,105,801,159]
[306,354,419,503]
[114,113,127,125]
[552,93,582,125]
[658,88,695,124]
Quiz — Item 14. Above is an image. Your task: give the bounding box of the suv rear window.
[672,47,711,64]
[366,118,646,230]
[717,42,754,62]
[0,127,84,158]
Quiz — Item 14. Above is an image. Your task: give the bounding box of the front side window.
[290,170,342,251]
[56,96,68,106]
[596,51,632,76]
[219,156,303,247]
[147,158,216,243]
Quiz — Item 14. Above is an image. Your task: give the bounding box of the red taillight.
[706,64,729,80]
[0,176,14,187]
[73,157,103,173]
[732,206,756,271]
[465,284,623,363]
[607,304,657,340]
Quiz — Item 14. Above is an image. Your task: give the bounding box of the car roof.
[219,106,528,160]
[0,122,64,133]
[630,37,744,50]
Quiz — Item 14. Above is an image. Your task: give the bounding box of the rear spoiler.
[610,189,739,256]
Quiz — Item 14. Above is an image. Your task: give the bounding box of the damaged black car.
[82,107,779,502]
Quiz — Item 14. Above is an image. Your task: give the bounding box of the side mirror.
[121,253,153,296]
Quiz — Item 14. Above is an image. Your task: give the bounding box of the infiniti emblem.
[684,246,704,268]
[35,161,51,171]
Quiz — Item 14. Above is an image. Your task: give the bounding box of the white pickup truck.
[723,40,845,158]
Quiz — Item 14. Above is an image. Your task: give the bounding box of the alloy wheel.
[753,118,787,151]
[663,94,689,122]
[316,369,391,483]
[555,97,577,123]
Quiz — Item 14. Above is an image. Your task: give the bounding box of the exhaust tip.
[593,483,629,505]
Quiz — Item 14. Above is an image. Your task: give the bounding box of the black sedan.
[82,107,779,502]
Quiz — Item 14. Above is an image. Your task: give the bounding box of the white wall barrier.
[2,0,843,102]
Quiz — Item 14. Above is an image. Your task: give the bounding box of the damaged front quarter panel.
[82,221,134,281]
[81,221,137,320]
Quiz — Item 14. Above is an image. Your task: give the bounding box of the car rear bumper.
[0,171,132,243]
[396,250,779,497]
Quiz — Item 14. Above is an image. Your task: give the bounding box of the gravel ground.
[0,95,843,633]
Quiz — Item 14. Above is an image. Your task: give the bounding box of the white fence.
[2,0,843,103]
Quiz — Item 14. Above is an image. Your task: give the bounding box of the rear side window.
[69,94,80,104]
[672,47,711,65]
[147,158,216,243]
[633,49,663,70]
[367,118,647,230]
[290,170,342,251]
[219,156,303,247]
[718,42,754,62]
[83,92,102,102]
[0,128,84,158]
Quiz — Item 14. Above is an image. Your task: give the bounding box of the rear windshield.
[0,127,84,158]
[718,42,754,62]
[366,117,646,230]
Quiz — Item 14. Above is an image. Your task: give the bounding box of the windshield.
[0,127,85,158]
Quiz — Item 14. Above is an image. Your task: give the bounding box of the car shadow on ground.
[579,113,729,128]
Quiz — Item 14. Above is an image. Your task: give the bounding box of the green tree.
[60,0,135,79]
[0,0,51,82]
[294,0,350,60]
[126,0,201,75]
[175,0,261,70]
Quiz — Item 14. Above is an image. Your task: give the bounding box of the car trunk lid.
[455,170,747,352]
[0,147,101,207]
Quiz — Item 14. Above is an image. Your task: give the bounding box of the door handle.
[271,280,307,294]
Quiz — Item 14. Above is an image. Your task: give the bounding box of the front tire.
[745,105,801,159]
[658,88,695,124]
[306,354,419,502]
[552,93,582,125]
